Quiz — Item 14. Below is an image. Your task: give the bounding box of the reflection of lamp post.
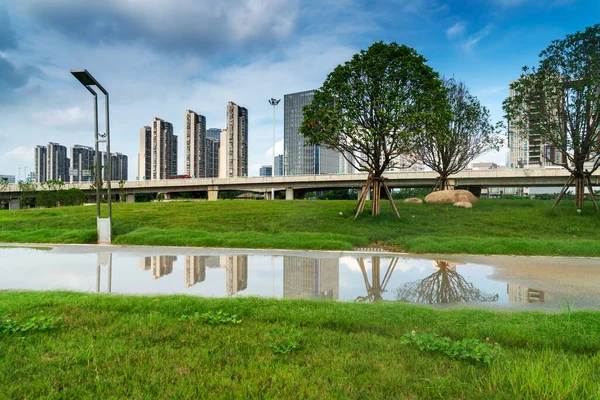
[268,98,280,200]
[71,69,112,244]
[96,253,113,293]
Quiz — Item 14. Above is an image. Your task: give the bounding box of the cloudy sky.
[1,0,598,179]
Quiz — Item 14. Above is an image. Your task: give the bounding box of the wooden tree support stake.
[552,175,575,208]
[355,173,373,219]
[381,178,400,219]
[585,175,599,212]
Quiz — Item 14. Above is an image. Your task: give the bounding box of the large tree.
[503,24,600,210]
[300,41,449,217]
[414,78,502,191]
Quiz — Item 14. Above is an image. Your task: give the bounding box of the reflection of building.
[140,256,177,279]
[507,284,545,303]
[184,256,206,288]
[220,255,248,296]
[283,257,339,299]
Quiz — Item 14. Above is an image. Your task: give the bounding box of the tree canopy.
[415,78,502,190]
[300,41,449,216]
[503,24,600,209]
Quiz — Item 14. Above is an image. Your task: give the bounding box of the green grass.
[1,198,600,255]
[1,292,599,399]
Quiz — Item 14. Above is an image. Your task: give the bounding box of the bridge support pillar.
[164,193,171,200]
[285,188,294,200]
[208,186,219,201]
[9,199,20,210]
[357,187,370,201]
[126,194,135,203]
[264,191,272,200]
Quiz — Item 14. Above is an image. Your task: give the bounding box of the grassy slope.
[1,199,600,255]
[1,292,599,399]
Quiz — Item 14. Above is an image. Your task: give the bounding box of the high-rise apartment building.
[283,257,339,300]
[184,110,207,178]
[274,155,283,176]
[150,117,177,179]
[109,152,128,181]
[205,137,219,178]
[259,165,272,177]
[219,102,248,178]
[46,142,69,182]
[34,145,47,183]
[138,126,151,180]
[70,145,95,183]
[507,82,566,169]
[284,90,344,175]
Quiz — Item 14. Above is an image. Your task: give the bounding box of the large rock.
[453,201,472,209]
[403,197,423,204]
[425,190,478,204]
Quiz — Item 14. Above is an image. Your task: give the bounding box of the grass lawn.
[1,292,599,399]
[1,198,599,256]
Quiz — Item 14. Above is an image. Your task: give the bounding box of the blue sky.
[0,0,598,179]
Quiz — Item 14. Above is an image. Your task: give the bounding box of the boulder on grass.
[424,190,478,204]
[403,197,423,204]
[453,201,472,209]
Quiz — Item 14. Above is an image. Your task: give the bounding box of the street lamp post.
[71,69,112,244]
[268,98,280,200]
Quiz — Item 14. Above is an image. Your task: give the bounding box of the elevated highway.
[2,168,598,204]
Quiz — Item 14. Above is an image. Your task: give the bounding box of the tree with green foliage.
[17,181,37,208]
[414,78,503,191]
[503,24,600,210]
[300,41,449,218]
[0,178,10,209]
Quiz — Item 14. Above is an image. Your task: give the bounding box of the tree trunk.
[439,175,448,191]
[371,178,381,216]
[576,175,585,209]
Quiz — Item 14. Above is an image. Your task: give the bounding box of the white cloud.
[462,25,493,52]
[31,107,90,130]
[446,22,465,39]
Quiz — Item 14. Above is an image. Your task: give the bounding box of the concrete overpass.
[2,168,598,207]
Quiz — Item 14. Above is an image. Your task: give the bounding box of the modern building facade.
[34,145,48,183]
[274,155,283,176]
[259,165,272,177]
[206,128,221,140]
[138,126,151,180]
[150,117,177,180]
[219,102,248,178]
[109,152,128,181]
[184,109,207,178]
[46,142,69,182]
[283,90,344,175]
[0,175,15,183]
[70,145,95,183]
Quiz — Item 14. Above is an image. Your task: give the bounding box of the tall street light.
[268,98,280,200]
[71,69,112,244]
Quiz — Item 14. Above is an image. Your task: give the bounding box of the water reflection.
[507,284,545,303]
[354,257,399,302]
[395,260,499,304]
[283,257,339,299]
[6,246,582,310]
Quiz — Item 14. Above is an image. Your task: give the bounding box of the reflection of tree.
[395,260,499,304]
[355,257,399,302]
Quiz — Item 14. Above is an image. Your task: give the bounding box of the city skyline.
[1,1,599,178]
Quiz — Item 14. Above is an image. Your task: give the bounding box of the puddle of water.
[1,246,599,311]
